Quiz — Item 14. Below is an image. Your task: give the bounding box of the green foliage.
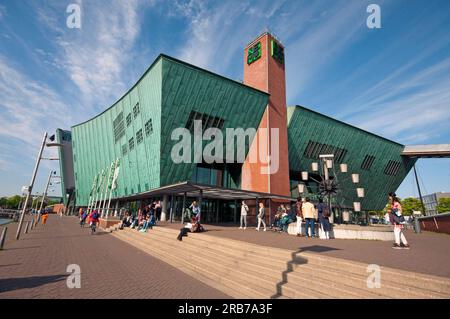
[437,198,450,214]
[0,195,22,209]
[401,197,423,216]
[368,210,385,219]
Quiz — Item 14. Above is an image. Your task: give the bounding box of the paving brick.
[0,215,230,299]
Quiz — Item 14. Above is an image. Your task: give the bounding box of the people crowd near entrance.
[72,193,411,250]
[237,197,332,240]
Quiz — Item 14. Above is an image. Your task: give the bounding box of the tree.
[401,197,422,216]
[436,198,450,214]
[0,197,8,208]
[6,195,22,209]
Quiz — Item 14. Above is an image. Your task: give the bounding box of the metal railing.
[0,209,22,222]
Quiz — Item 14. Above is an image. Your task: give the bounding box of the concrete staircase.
[107,225,450,299]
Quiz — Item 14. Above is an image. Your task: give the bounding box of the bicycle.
[90,222,97,235]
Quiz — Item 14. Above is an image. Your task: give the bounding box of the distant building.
[422,192,450,215]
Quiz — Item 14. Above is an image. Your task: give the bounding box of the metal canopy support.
[198,189,203,223]
[234,199,237,224]
[414,165,426,214]
[181,192,186,224]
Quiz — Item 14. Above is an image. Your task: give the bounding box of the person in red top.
[89,209,100,230]
[388,193,410,249]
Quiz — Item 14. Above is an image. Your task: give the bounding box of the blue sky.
[0,0,449,199]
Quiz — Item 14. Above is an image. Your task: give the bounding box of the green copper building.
[69,35,419,224]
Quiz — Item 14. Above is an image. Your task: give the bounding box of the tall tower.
[241,32,290,197]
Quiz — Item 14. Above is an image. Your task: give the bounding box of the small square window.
[133,103,140,118]
[129,137,135,150]
[136,129,143,144]
[126,114,132,127]
[145,119,153,136]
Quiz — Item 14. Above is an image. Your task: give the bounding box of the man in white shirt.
[301,197,316,238]
[240,200,249,229]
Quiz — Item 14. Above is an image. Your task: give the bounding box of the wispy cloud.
[35,0,153,114]
[285,1,373,102]
[0,4,6,20]
[0,54,70,176]
[173,0,292,76]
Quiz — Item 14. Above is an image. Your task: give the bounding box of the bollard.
[414,218,421,234]
[0,227,7,250]
[24,221,30,234]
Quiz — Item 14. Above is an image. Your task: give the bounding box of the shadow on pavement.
[299,245,341,253]
[0,274,68,293]
[4,246,41,251]
[272,250,308,298]
[0,263,22,268]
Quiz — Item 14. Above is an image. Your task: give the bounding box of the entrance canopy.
[402,144,450,158]
[116,181,294,202]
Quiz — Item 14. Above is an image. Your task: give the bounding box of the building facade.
[423,192,450,215]
[69,32,417,223]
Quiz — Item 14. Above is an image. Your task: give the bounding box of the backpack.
[322,205,331,218]
[390,212,405,224]
[93,212,99,219]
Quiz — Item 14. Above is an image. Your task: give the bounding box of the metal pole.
[181,193,186,224]
[39,170,54,214]
[0,227,7,250]
[105,159,118,218]
[234,199,237,224]
[96,172,106,212]
[24,221,30,234]
[198,190,203,224]
[100,164,113,218]
[414,165,426,214]
[16,132,47,240]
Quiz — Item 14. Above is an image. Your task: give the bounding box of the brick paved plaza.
[160,222,450,278]
[2,214,450,299]
[0,215,229,299]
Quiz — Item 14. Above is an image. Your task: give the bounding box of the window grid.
[129,137,135,151]
[133,103,140,119]
[361,155,376,170]
[145,119,153,136]
[136,129,143,144]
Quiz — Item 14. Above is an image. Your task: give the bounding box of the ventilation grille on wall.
[303,140,348,163]
[113,112,125,143]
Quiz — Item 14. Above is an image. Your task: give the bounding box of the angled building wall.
[287,105,417,211]
[72,55,269,207]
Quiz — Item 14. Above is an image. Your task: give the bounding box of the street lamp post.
[15,132,48,240]
[39,170,56,214]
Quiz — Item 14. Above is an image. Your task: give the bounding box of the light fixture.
[353,202,361,212]
[298,184,305,193]
[357,188,365,198]
[352,174,359,183]
[340,163,348,173]
[311,162,319,171]
[326,160,333,169]
[301,171,309,181]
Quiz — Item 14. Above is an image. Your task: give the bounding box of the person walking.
[295,197,303,237]
[302,197,316,238]
[317,198,331,239]
[41,208,49,226]
[239,200,249,229]
[256,202,267,232]
[190,201,201,223]
[389,193,410,249]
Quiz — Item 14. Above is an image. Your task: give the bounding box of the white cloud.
[35,0,152,114]
[0,55,71,181]
[285,1,371,102]
[0,4,6,20]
